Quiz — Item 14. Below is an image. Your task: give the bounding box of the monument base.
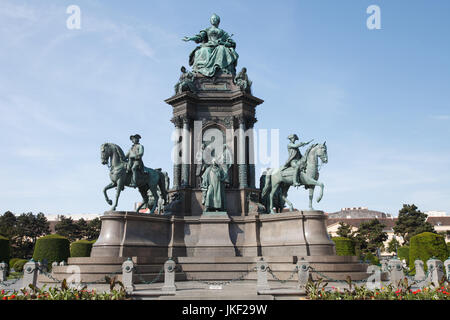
[193,211,236,257]
[90,210,336,258]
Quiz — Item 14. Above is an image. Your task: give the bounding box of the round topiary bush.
[409,232,448,271]
[32,234,70,266]
[397,246,410,265]
[70,240,94,257]
[0,235,10,264]
[332,237,355,256]
[12,259,28,272]
[9,258,20,270]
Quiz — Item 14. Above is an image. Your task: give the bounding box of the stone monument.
[51,14,368,285]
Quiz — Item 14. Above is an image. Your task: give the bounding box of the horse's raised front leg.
[111,181,123,211]
[302,176,324,204]
[103,182,116,206]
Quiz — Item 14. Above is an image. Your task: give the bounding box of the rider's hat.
[130,134,142,140]
[288,134,298,141]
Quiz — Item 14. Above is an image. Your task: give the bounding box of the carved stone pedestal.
[192,211,236,257]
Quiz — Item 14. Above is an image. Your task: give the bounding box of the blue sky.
[0,0,449,216]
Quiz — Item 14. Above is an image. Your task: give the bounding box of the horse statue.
[100,143,168,213]
[261,142,328,213]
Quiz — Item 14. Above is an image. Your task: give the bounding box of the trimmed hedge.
[398,246,410,265]
[70,240,94,257]
[0,235,10,264]
[9,258,21,270]
[363,252,380,266]
[332,237,355,256]
[409,232,448,271]
[32,234,70,266]
[12,259,28,272]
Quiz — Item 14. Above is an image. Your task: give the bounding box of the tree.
[86,218,101,241]
[336,222,354,238]
[2,212,51,259]
[0,211,17,239]
[55,216,79,241]
[353,219,388,256]
[386,237,401,253]
[393,204,435,245]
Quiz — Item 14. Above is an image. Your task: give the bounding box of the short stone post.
[37,260,48,275]
[0,262,8,282]
[414,260,426,282]
[59,261,66,266]
[256,259,270,291]
[380,260,388,272]
[366,265,382,290]
[296,258,310,291]
[162,259,177,293]
[122,258,135,294]
[427,258,444,287]
[387,258,404,287]
[22,260,39,288]
[444,257,450,281]
[52,261,58,268]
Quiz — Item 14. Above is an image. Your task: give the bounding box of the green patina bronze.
[201,159,228,212]
[100,137,168,214]
[182,13,238,77]
[174,66,196,94]
[262,139,328,213]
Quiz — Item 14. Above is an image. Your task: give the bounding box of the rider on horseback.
[281,134,313,187]
[125,134,144,188]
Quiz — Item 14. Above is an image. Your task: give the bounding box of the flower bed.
[306,278,450,300]
[0,280,128,300]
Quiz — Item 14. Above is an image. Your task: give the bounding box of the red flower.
[2,296,7,300]
[1,290,4,295]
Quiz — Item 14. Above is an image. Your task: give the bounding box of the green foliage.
[397,246,410,265]
[70,240,93,257]
[0,281,127,300]
[332,237,355,256]
[9,258,21,269]
[0,211,50,259]
[394,204,435,245]
[362,252,380,265]
[386,237,401,253]
[12,259,28,272]
[0,235,10,264]
[32,234,70,266]
[336,222,354,238]
[353,219,388,256]
[306,277,450,300]
[409,232,448,271]
[55,216,101,242]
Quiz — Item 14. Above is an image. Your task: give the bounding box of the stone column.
[387,258,404,288]
[444,258,450,282]
[427,258,444,287]
[181,117,191,187]
[22,260,39,288]
[162,259,177,293]
[256,259,270,291]
[171,117,183,189]
[414,260,426,282]
[296,258,310,291]
[247,118,256,188]
[0,262,7,282]
[238,116,248,188]
[122,258,135,294]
